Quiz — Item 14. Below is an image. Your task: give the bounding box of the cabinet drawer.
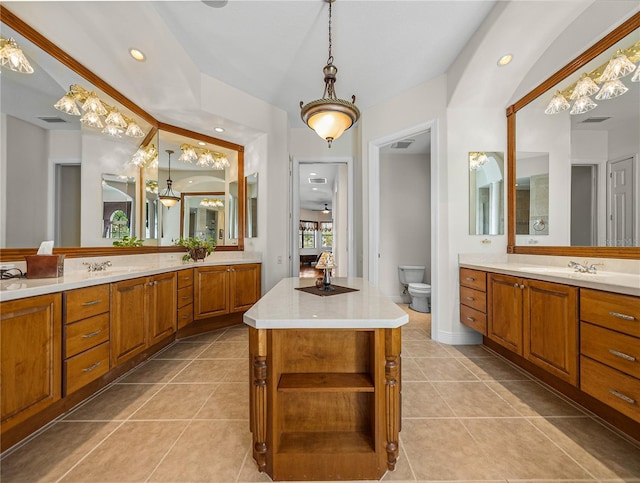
[177,285,193,308]
[581,322,640,379]
[460,286,486,313]
[178,304,194,329]
[177,269,194,289]
[460,304,487,335]
[580,289,640,337]
[65,313,110,358]
[65,342,110,395]
[460,268,486,292]
[581,356,640,422]
[65,285,110,324]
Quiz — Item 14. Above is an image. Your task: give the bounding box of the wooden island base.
[249,326,401,481]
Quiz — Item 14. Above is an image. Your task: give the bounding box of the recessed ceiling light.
[198,141,206,146]
[214,127,225,133]
[497,53,513,66]
[188,180,193,184]
[129,48,146,62]
[312,188,318,191]
[310,172,317,176]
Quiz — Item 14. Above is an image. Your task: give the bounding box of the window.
[320,222,333,248]
[299,220,317,249]
[108,209,130,239]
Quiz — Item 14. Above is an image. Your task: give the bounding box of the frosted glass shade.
[307,110,353,143]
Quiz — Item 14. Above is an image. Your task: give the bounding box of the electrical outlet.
[277,256,283,264]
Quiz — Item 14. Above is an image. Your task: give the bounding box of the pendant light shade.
[300,0,359,147]
[159,149,180,208]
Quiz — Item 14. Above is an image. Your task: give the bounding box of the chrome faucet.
[568,261,600,274]
[83,261,112,272]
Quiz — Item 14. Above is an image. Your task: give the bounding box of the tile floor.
[2,305,640,482]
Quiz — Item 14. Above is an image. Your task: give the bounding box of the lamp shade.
[304,103,356,144]
[159,195,179,208]
[315,252,335,269]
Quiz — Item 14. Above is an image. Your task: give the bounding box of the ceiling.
[3,0,497,144]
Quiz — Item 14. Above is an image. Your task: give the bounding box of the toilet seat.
[408,283,431,293]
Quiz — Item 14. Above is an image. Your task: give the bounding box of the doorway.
[291,158,354,278]
[55,164,81,247]
[607,155,636,247]
[571,164,597,246]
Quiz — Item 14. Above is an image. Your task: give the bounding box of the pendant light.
[300,0,360,148]
[159,149,180,208]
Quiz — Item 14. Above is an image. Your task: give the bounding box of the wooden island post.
[244,277,408,481]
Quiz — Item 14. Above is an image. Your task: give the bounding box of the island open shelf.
[244,277,408,481]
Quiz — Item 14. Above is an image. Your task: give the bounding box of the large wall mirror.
[507,12,640,258]
[0,7,245,259]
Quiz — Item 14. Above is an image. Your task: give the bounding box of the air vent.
[390,138,415,149]
[308,177,327,184]
[37,116,67,123]
[581,117,611,123]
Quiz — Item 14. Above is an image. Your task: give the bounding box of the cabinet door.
[1,294,61,432]
[230,263,261,313]
[524,280,578,386]
[487,273,523,354]
[148,272,177,346]
[111,278,148,366]
[194,265,229,319]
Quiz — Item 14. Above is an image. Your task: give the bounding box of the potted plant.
[112,235,144,247]
[173,237,216,262]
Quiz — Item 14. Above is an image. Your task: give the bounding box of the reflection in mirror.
[469,152,504,235]
[101,174,136,239]
[245,173,258,238]
[0,18,153,249]
[180,193,225,246]
[515,153,549,237]
[511,19,639,250]
[157,129,241,248]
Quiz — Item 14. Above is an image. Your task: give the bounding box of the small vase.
[188,247,208,261]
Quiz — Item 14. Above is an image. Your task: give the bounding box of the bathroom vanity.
[243,277,408,481]
[458,255,640,440]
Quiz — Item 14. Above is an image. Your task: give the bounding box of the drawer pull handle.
[608,311,636,321]
[82,361,102,373]
[608,349,636,362]
[465,277,475,282]
[609,389,636,405]
[81,329,102,339]
[466,296,474,301]
[81,300,102,306]
[182,277,191,281]
[466,316,475,322]
[182,315,190,319]
[181,296,191,299]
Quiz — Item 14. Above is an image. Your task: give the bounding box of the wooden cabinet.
[488,273,524,354]
[111,273,176,366]
[195,263,260,319]
[580,289,640,422]
[459,268,487,335]
[63,285,110,395]
[487,273,578,385]
[1,294,62,434]
[177,269,194,329]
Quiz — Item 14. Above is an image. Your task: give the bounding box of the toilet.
[398,265,431,313]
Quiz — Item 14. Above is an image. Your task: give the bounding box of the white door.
[607,156,635,247]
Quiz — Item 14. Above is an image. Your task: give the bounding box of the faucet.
[567,260,601,274]
[83,261,112,272]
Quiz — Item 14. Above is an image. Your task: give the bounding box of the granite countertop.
[243,277,409,329]
[459,254,639,297]
[0,254,261,302]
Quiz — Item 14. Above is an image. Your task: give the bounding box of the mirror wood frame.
[506,11,640,260]
[0,6,245,261]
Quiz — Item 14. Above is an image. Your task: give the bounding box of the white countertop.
[243,277,409,329]
[459,254,639,297]
[0,254,261,302]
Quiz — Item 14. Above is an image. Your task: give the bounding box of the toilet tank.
[398,265,425,284]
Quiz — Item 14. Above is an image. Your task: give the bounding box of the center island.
[243,277,409,481]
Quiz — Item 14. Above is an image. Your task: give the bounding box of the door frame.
[606,154,637,247]
[291,156,355,277]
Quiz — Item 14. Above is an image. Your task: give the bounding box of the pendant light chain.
[327,1,333,65]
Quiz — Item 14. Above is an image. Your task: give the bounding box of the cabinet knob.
[520,284,525,289]
[513,283,519,288]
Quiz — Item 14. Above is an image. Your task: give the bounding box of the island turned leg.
[251,329,267,472]
[384,327,401,470]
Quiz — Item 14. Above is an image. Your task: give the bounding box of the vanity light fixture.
[179,143,229,170]
[54,84,146,138]
[159,150,181,208]
[0,36,34,74]
[545,40,639,116]
[300,0,360,148]
[497,53,513,67]
[469,151,489,170]
[131,144,158,168]
[129,48,146,62]
[200,198,224,208]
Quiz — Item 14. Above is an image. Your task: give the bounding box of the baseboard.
[435,329,482,345]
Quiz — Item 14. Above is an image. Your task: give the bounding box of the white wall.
[379,152,430,302]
